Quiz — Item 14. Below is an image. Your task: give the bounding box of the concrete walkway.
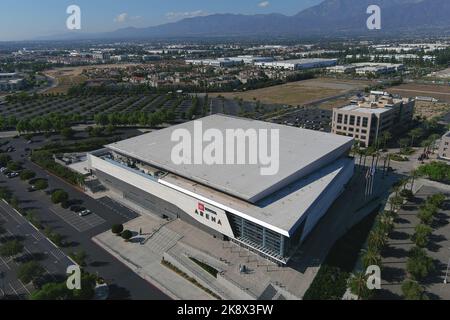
[93,216,215,300]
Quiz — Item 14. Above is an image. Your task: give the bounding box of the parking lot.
[49,207,106,233]
[0,200,73,299]
[0,135,170,299]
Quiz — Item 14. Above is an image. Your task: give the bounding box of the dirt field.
[388,83,450,103]
[210,78,372,107]
[43,63,139,94]
[413,101,450,119]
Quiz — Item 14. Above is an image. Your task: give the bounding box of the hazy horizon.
[0,0,322,41]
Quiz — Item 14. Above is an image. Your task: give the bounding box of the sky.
[0,0,322,41]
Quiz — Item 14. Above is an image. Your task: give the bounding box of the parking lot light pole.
[444,248,450,284]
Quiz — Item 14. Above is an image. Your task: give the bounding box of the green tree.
[0,154,11,167]
[61,128,74,140]
[34,179,48,190]
[0,239,24,258]
[51,189,69,204]
[20,169,36,181]
[406,247,435,280]
[348,272,371,300]
[17,260,45,284]
[30,282,72,300]
[361,247,382,270]
[70,250,88,267]
[401,280,428,300]
[412,224,433,248]
[408,128,424,147]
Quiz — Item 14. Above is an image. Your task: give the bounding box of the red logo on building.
[198,203,205,211]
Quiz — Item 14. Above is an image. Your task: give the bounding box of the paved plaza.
[379,182,450,300]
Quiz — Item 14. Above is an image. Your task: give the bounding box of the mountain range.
[43,0,450,40]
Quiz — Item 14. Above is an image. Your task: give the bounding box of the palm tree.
[408,128,424,147]
[348,272,370,300]
[368,229,388,251]
[381,131,392,150]
[362,247,382,269]
[410,169,419,192]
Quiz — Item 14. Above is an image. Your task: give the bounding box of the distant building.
[352,63,404,76]
[327,65,356,74]
[255,58,337,71]
[0,73,24,92]
[332,92,415,147]
[185,58,242,68]
[92,52,111,62]
[438,132,450,161]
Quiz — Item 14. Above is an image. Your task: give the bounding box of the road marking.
[0,256,11,270]
[8,283,19,296]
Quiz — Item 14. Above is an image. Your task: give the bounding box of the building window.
[349,115,355,125]
[362,118,369,127]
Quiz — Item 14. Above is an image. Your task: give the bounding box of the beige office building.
[438,132,450,161]
[332,93,415,147]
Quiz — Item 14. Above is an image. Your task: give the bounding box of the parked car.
[6,172,19,179]
[0,167,8,173]
[27,185,37,192]
[79,209,91,217]
[70,205,85,213]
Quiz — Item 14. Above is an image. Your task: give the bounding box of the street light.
[444,248,450,284]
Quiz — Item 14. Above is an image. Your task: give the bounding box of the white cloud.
[166,10,209,21]
[114,13,142,23]
[114,13,129,23]
[258,1,270,8]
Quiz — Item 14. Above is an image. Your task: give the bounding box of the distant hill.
[40,0,450,40]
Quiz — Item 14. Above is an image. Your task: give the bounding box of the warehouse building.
[255,58,337,70]
[88,115,354,264]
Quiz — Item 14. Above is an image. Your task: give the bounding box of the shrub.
[20,169,36,181]
[412,224,433,248]
[121,230,133,241]
[34,179,48,190]
[51,189,69,204]
[400,189,414,200]
[406,247,435,280]
[7,161,21,171]
[401,280,428,300]
[112,224,124,235]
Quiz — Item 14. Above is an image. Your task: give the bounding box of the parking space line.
[8,283,19,297]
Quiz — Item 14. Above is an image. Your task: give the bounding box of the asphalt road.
[0,134,170,300]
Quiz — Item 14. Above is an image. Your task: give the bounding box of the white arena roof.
[107,114,353,203]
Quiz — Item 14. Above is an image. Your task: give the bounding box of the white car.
[0,167,7,173]
[79,209,91,217]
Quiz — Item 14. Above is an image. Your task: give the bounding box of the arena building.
[88,115,354,264]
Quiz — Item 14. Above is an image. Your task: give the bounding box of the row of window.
[336,114,369,127]
[335,126,368,134]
